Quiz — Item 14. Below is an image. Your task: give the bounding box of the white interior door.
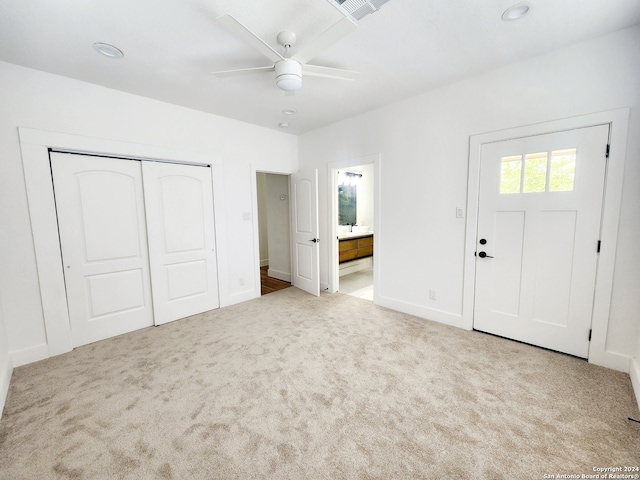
[291,169,320,296]
[142,161,219,325]
[51,152,154,347]
[474,124,609,358]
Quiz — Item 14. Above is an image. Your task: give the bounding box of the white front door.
[291,169,320,296]
[142,161,219,325]
[51,152,154,347]
[474,124,609,358]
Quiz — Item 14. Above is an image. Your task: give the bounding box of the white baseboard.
[630,357,640,413]
[375,295,463,329]
[260,259,269,267]
[10,343,50,368]
[0,354,13,420]
[588,347,632,373]
[267,268,291,283]
[225,289,260,307]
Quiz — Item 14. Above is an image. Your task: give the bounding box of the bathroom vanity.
[338,233,373,263]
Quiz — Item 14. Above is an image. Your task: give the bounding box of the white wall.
[0,61,298,364]
[266,174,291,281]
[299,27,640,365]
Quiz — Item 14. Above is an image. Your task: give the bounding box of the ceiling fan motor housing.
[275,59,302,91]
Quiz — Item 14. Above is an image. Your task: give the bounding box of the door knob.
[478,251,493,258]
[309,238,320,243]
[479,239,487,245]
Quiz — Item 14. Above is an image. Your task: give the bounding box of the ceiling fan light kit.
[275,59,302,91]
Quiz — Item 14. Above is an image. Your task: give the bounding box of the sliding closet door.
[51,152,154,347]
[142,162,220,325]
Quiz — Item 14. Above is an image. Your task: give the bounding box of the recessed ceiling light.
[282,109,297,115]
[501,2,531,21]
[92,42,124,58]
[279,122,289,128]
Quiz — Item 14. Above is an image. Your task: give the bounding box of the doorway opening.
[328,154,380,300]
[462,109,630,371]
[473,125,608,358]
[256,172,292,296]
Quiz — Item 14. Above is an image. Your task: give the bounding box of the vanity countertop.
[338,232,374,240]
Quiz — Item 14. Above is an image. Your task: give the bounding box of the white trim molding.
[463,109,631,372]
[250,165,297,302]
[268,269,291,283]
[19,127,227,359]
[631,357,640,413]
[0,353,12,420]
[10,343,50,368]
[376,295,464,329]
[327,154,381,297]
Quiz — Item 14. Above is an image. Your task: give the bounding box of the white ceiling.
[1,0,639,134]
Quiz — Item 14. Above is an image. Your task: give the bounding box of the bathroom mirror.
[338,184,357,225]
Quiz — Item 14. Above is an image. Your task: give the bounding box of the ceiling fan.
[212,14,359,92]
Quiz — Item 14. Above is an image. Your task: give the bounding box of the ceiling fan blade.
[302,64,358,81]
[291,17,357,64]
[212,66,275,77]
[216,14,285,63]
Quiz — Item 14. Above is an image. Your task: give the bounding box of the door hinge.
[588,329,592,342]
[597,240,601,253]
[606,144,610,158]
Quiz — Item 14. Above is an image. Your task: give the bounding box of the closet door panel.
[51,152,154,347]
[142,162,219,325]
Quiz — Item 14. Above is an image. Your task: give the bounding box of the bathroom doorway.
[328,154,380,301]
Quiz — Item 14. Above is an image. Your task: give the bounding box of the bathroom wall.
[355,163,375,230]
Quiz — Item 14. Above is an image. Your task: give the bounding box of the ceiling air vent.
[329,0,392,21]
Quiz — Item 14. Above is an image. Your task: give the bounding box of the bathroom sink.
[351,226,370,234]
[338,226,351,236]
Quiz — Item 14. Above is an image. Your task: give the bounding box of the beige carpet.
[1,288,638,479]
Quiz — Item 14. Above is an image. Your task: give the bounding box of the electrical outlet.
[456,207,464,218]
[239,278,245,286]
[242,211,251,221]
[429,289,437,300]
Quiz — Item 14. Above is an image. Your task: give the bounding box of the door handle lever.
[477,251,493,258]
[309,238,320,243]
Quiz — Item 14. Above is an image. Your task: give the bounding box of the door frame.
[327,154,381,296]
[19,127,227,364]
[462,108,630,371]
